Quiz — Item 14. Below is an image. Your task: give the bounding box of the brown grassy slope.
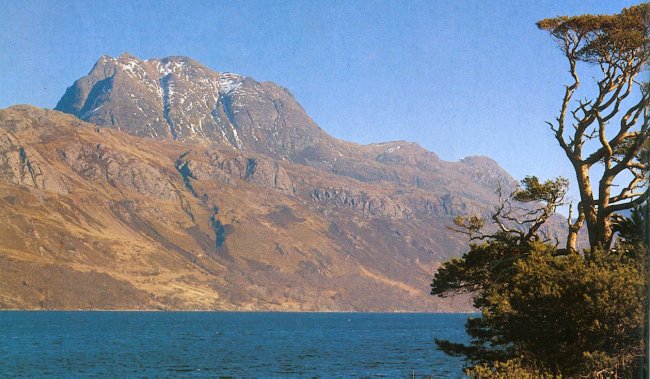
[0,106,479,311]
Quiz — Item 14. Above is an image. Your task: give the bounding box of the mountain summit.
[56,53,339,162]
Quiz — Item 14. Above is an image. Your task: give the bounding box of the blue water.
[0,312,470,377]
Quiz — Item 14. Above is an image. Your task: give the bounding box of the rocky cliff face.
[56,53,342,163]
[0,55,529,311]
[55,54,515,191]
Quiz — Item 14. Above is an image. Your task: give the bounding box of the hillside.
[0,55,522,310]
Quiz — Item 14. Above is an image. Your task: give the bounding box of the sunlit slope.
[0,106,486,310]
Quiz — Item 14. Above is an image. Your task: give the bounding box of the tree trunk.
[572,162,605,249]
[566,226,580,252]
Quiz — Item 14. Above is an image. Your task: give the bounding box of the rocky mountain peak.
[55,54,334,162]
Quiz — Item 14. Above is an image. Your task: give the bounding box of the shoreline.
[0,309,478,314]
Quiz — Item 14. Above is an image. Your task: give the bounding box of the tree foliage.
[433,223,647,377]
[450,176,568,245]
[466,358,558,379]
[537,3,649,251]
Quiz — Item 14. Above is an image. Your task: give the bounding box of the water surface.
[0,312,470,377]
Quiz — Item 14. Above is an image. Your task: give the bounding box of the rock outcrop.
[0,137,68,194]
[175,150,295,194]
[60,142,179,200]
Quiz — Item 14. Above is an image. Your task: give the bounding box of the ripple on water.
[0,311,471,377]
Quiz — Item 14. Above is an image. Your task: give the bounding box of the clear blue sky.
[0,0,642,206]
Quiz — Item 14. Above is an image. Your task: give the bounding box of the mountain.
[54,53,514,190]
[0,54,520,311]
[56,53,344,164]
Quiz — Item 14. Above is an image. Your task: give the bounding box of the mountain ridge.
[0,55,528,311]
[54,54,513,186]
